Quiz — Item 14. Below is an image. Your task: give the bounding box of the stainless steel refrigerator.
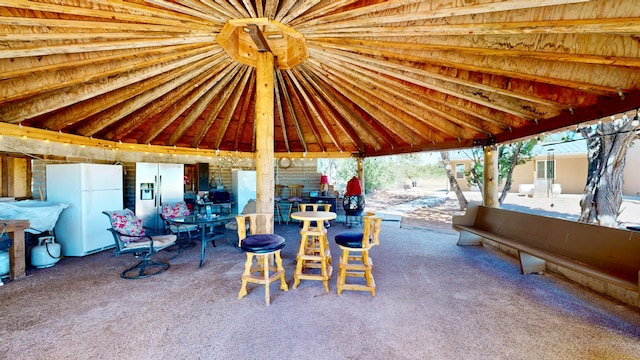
[46,163,123,256]
[135,162,184,232]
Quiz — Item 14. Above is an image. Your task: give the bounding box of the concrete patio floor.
[1,219,639,359]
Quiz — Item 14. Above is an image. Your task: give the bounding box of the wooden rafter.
[297,0,591,30]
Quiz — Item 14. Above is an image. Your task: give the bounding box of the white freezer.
[46,164,123,257]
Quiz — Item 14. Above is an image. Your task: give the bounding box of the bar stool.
[334,213,382,296]
[236,213,288,305]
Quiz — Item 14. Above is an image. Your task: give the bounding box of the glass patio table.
[168,213,237,268]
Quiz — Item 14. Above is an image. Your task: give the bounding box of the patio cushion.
[335,231,364,248]
[109,209,146,242]
[240,234,286,253]
[123,234,176,249]
[162,202,190,219]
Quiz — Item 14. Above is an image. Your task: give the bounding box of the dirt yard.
[364,189,640,232]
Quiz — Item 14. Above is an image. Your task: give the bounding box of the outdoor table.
[290,211,337,291]
[168,213,237,268]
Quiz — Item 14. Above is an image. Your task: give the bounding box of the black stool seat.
[240,234,286,253]
[335,231,364,248]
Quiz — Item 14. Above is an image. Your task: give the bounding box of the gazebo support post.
[356,156,365,194]
[483,145,499,208]
[255,51,275,233]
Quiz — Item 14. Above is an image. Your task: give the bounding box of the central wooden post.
[483,145,499,208]
[255,51,275,233]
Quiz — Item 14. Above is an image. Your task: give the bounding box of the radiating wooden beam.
[310,42,566,107]
[79,59,229,137]
[264,0,278,19]
[311,48,549,121]
[0,43,206,81]
[144,0,226,22]
[234,71,257,151]
[280,0,322,25]
[277,70,307,153]
[2,49,220,126]
[274,0,299,22]
[167,66,243,145]
[0,0,215,29]
[2,45,221,104]
[241,0,258,18]
[0,35,216,59]
[285,68,327,152]
[226,0,252,18]
[274,71,291,153]
[308,36,640,69]
[298,0,591,31]
[213,68,253,149]
[307,57,483,137]
[296,64,373,152]
[0,16,214,33]
[191,65,247,148]
[292,68,345,152]
[288,0,357,27]
[305,18,640,38]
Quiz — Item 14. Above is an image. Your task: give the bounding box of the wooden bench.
[452,203,640,299]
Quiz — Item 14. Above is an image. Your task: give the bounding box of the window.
[536,160,555,179]
[455,164,465,179]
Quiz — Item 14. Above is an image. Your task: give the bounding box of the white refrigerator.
[135,162,184,231]
[231,169,256,214]
[46,163,123,257]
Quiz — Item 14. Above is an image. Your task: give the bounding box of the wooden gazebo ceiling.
[1,0,640,157]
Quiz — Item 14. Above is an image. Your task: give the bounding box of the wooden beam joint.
[246,24,271,53]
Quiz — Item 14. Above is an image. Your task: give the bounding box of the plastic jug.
[31,236,61,269]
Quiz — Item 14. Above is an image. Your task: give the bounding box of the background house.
[450,140,640,196]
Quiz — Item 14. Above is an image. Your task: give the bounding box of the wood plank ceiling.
[1,0,639,157]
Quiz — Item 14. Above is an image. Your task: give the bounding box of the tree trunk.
[578,118,636,227]
[440,151,468,210]
[498,144,521,204]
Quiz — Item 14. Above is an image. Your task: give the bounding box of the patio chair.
[103,209,176,279]
[161,201,199,241]
[236,213,288,305]
[286,184,304,219]
[334,213,382,296]
[274,184,287,224]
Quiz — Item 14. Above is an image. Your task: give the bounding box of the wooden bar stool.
[236,213,288,305]
[334,213,382,296]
